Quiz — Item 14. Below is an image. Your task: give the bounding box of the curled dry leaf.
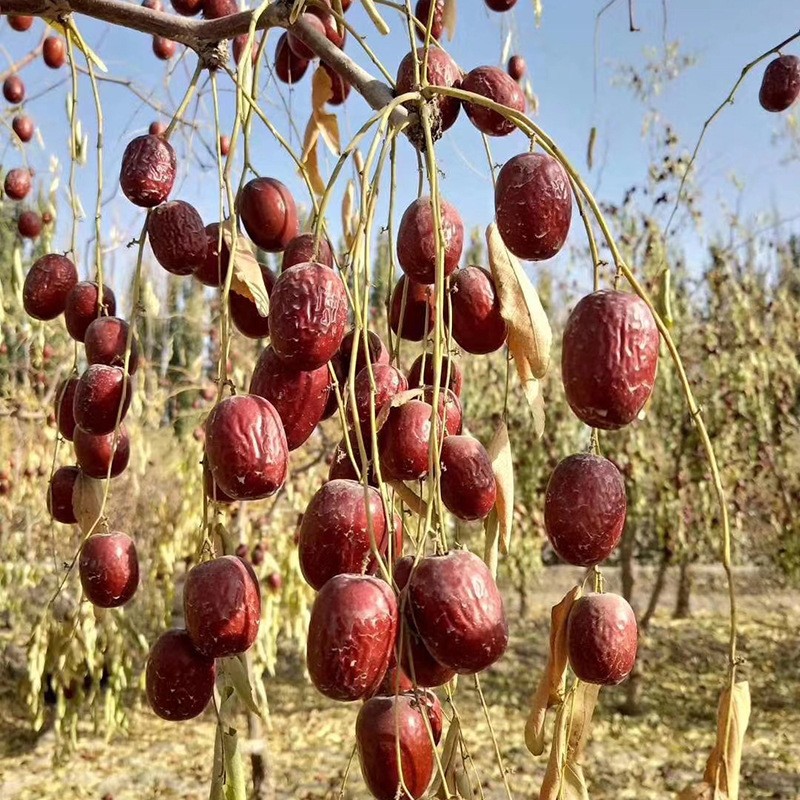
[487,420,513,553]
[483,508,499,579]
[72,472,104,535]
[525,585,581,756]
[342,179,356,249]
[220,220,270,317]
[443,0,457,40]
[431,716,461,797]
[301,67,342,196]
[703,681,750,800]
[388,480,429,518]
[486,223,551,436]
[539,680,600,800]
[374,387,424,432]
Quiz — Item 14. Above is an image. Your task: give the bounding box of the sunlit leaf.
[220,221,270,316]
[443,0,457,40]
[72,473,104,535]
[702,681,750,800]
[487,420,514,553]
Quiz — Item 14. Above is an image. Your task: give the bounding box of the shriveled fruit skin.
[17,211,41,239]
[507,54,526,81]
[356,694,436,800]
[204,394,288,500]
[759,55,800,112]
[85,317,140,374]
[544,454,626,566]
[146,629,216,721]
[230,265,276,339]
[407,550,508,673]
[64,281,117,342]
[413,0,444,40]
[397,196,464,284]
[298,479,400,590]
[389,276,435,342]
[4,168,31,200]
[566,593,637,685]
[461,66,525,136]
[269,262,348,370]
[354,364,408,428]
[194,222,230,287]
[395,48,462,132]
[407,353,463,397]
[42,36,66,68]
[184,556,261,658]
[249,345,331,450]
[47,466,80,524]
[378,400,434,481]
[440,436,496,521]
[120,134,176,207]
[282,232,334,271]
[23,254,78,321]
[148,200,207,275]
[73,365,132,436]
[495,152,573,261]
[74,424,131,479]
[275,33,310,84]
[3,75,25,103]
[79,532,139,607]
[239,177,299,252]
[307,574,397,701]
[394,557,457,688]
[562,290,659,429]
[55,377,80,441]
[450,266,507,354]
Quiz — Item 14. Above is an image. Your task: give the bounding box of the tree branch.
[1,0,405,125]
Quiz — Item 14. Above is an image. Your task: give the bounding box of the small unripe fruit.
[23,254,78,321]
[73,365,132,436]
[64,281,117,342]
[449,266,507,354]
[85,316,140,374]
[148,200,207,276]
[74,424,131,478]
[12,115,34,142]
[239,177,299,252]
[204,394,289,500]
[47,466,80,524]
[544,454,626,566]
[462,66,525,136]
[759,54,800,112]
[495,152,573,261]
[440,435,496,520]
[146,629,216,721]
[275,33,310,84]
[43,36,67,68]
[4,168,31,201]
[149,121,166,136]
[79,532,139,607]
[396,196,464,284]
[396,48,461,133]
[3,75,25,104]
[17,211,42,239]
[184,556,261,658]
[389,276,435,342]
[566,593,638,685]
[219,134,230,156]
[561,290,659,429]
[120,134,177,207]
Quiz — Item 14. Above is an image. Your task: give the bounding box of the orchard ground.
[1,565,797,800]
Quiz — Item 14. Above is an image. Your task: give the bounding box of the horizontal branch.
[1,0,405,125]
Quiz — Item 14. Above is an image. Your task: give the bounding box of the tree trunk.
[248,710,274,800]
[674,559,693,619]
[640,548,670,631]
[620,643,644,717]
[619,520,636,609]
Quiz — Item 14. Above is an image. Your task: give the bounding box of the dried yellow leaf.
[443,0,457,40]
[388,480,428,518]
[703,681,750,800]
[72,473,104,535]
[220,221,270,316]
[487,420,514,553]
[525,586,580,756]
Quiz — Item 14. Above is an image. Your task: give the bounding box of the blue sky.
[3,0,800,299]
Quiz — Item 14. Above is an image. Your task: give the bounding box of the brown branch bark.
[1,0,405,125]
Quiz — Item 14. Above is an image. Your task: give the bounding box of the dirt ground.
[1,565,798,800]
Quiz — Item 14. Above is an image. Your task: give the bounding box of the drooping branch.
[1,0,406,125]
